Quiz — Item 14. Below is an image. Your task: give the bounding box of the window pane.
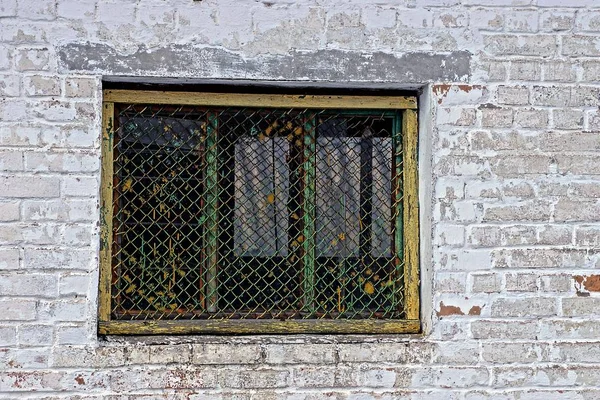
[113,106,206,319]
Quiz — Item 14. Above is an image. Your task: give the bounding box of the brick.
[540,274,572,293]
[0,273,58,297]
[0,348,50,370]
[541,10,575,31]
[0,202,20,222]
[148,344,192,364]
[25,151,99,173]
[531,85,570,106]
[0,151,23,172]
[563,35,600,56]
[57,0,96,19]
[481,106,513,127]
[505,10,538,33]
[0,99,27,121]
[22,199,96,222]
[538,225,572,246]
[493,248,589,269]
[65,77,97,97]
[265,344,336,364]
[58,273,89,297]
[470,273,501,293]
[562,297,600,317]
[436,107,477,126]
[570,86,600,107]
[0,248,20,271]
[471,320,539,339]
[482,342,551,363]
[553,109,583,130]
[497,86,529,105]
[192,344,261,365]
[509,60,541,81]
[0,74,20,96]
[292,366,337,388]
[434,10,468,28]
[543,61,576,82]
[490,154,552,176]
[470,8,504,31]
[218,368,290,389]
[483,200,552,222]
[31,100,77,121]
[0,299,36,321]
[0,223,63,245]
[411,367,489,389]
[0,125,41,146]
[555,199,600,222]
[361,7,397,29]
[23,75,60,96]
[484,34,556,57]
[15,48,50,71]
[504,272,537,292]
[24,248,94,271]
[38,299,87,322]
[0,326,17,346]
[436,271,467,293]
[575,11,600,33]
[540,132,600,152]
[539,319,600,339]
[62,175,99,197]
[17,324,53,346]
[582,61,600,82]
[0,0,16,17]
[436,249,493,271]
[17,0,56,20]
[557,156,600,175]
[62,125,98,148]
[431,341,480,364]
[491,297,557,317]
[337,365,398,388]
[337,342,434,364]
[435,224,465,247]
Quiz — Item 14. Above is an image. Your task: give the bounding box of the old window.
[99,88,419,334]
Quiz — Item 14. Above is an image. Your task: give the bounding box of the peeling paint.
[57,43,471,83]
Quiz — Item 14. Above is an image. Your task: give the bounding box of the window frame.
[99,89,420,335]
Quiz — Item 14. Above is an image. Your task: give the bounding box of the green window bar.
[99,90,420,335]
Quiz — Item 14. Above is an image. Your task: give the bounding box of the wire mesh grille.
[110,103,405,321]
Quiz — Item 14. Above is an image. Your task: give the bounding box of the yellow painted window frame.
[99,89,420,335]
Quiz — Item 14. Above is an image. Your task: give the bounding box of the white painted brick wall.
[1,0,600,398]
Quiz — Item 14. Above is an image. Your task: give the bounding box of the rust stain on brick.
[437,301,464,316]
[75,375,85,385]
[468,305,482,315]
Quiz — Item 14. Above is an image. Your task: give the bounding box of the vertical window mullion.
[302,114,317,315]
[205,111,219,313]
[401,109,419,320]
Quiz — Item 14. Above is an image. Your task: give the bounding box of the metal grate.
[110,105,401,320]
[99,90,419,334]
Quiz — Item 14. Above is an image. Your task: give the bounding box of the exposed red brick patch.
[437,301,464,316]
[75,375,85,385]
[468,305,482,315]
[581,275,600,291]
[432,84,483,104]
[574,275,600,296]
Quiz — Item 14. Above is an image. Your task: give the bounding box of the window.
[99,88,419,334]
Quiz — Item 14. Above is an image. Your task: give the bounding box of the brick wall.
[1,0,600,398]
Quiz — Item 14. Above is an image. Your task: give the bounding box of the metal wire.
[110,104,405,321]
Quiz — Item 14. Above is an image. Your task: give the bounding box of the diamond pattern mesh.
[110,104,404,321]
